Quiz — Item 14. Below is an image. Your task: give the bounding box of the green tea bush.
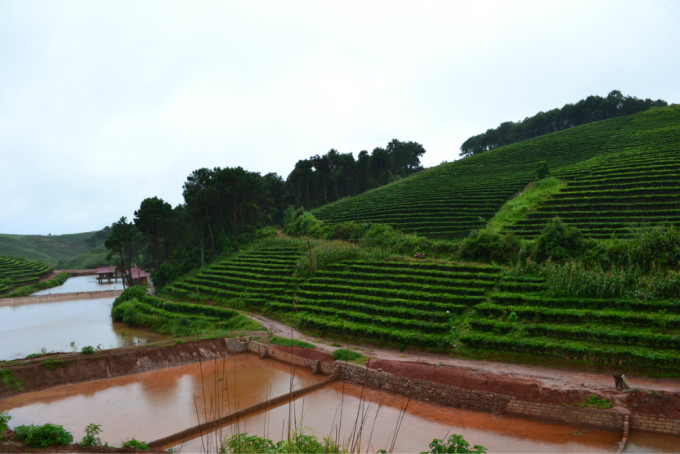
[459,228,521,264]
[14,423,74,447]
[531,217,590,262]
[112,285,147,309]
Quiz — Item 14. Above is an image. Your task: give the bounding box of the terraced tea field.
[266,260,503,348]
[505,106,680,238]
[160,236,680,373]
[0,255,51,295]
[313,106,680,240]
[312,114,636,239]
[464,276,680,372]
[162,238,304,308]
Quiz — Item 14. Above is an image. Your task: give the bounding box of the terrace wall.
[248,340,679,436]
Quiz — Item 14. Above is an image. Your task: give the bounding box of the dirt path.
[242,312,680,395]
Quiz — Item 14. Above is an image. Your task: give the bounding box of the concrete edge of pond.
[1,337,679,448]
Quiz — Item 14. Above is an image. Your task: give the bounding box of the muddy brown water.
[6,352,672,453]
[170,378,624,453]
[1,354,325,446]
[0,297,165,360]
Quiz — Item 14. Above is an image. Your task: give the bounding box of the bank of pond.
[4,352,675,453]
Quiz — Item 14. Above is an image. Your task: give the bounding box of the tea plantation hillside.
[155,237,680,373]
[505,106,680,238]
[0,232,101,268]
[312,106,680,240]
[162,237,305,308]
[0,255,51,295]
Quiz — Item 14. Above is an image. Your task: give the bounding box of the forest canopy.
[459,90,667,157]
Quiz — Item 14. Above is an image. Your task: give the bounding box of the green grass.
[486,177,566,232]
[269,336,315,349]
[577,395,613,409]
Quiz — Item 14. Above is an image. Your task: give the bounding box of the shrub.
[296,241,366,276]
[121,438,148,450]
[531,217,589,262]
[14,423,74,447]
[284,210,326,237]
[0,412,10,431]
[426,433,487,453]
[79,423,103,447]
[459,229,521,264]
[536,160,550,180]
[81,345,96,355]
[112,285,148,309]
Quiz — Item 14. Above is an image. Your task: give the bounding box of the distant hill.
[313,106,680,240]
[0,232,108,269]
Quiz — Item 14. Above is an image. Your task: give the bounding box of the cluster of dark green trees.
[102,139,426,287]
[288,139,426,209]
[460,90,667,157]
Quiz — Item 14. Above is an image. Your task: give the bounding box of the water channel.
[1,276,678,452]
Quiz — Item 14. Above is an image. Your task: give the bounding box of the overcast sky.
[1,0,679,235]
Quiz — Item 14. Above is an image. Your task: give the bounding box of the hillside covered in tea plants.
[129,105,680,375]
[312,106,680,240]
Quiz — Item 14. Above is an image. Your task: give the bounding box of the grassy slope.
[0,232,106,268]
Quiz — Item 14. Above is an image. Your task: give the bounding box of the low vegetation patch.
[332,348,363,362]
[577,395,613,409]
[269,336,315,349]
[14,423,74,448]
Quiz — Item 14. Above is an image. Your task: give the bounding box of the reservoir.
[1,353,638,453]
[0,275,163,360]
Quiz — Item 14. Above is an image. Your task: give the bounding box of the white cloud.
[1,0,679,234]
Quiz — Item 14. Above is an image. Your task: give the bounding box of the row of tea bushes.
[265,260,503,347]
[161,238,304,309]
[312,113,639,239]
[506,106,680,238]
[465,271,680,371]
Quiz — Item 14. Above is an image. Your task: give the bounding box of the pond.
[0,274,163,360]
[0,297,164,360]
[3,353,658,453]
[1,354,326,447]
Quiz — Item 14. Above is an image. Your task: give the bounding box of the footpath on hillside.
[242,312,680,396]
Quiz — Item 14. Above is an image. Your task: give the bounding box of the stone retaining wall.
[630,414,680,434]
[247,340,679,436]
[0,290,123,306]
[505,399,624,431]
